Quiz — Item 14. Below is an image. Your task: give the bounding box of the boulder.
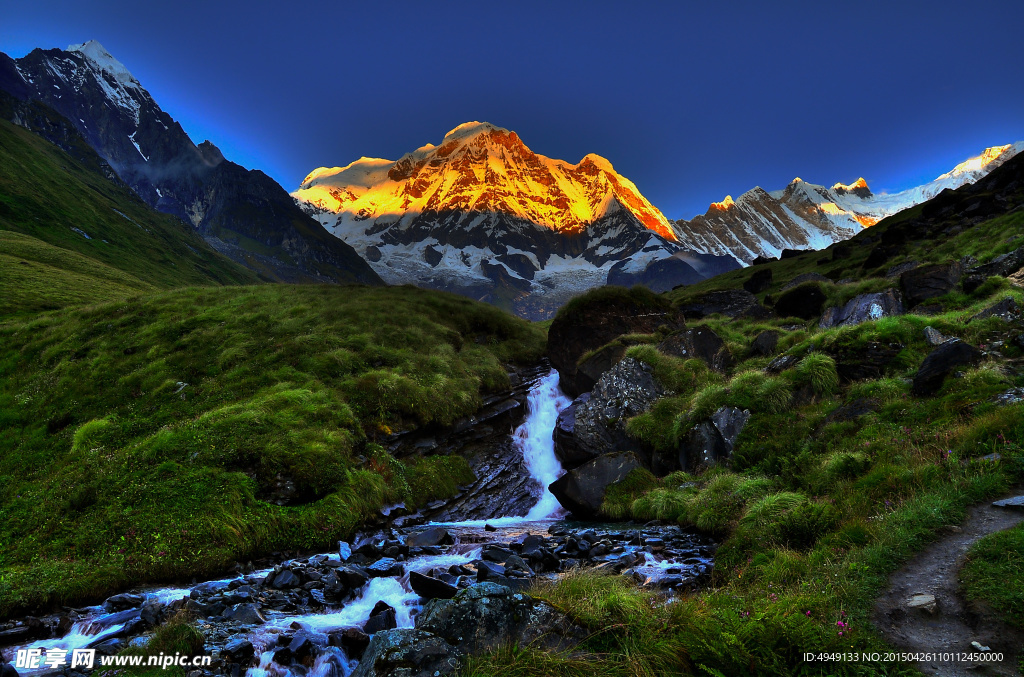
[774,283,826,320]
[819,289,903,329]
[337,566,369,589]
[362,602,397,634]
[885,261,920,278]
[574,343,628,394]
[222,637,255,664]
[548,452,642,518]
[749,330,780,357]
[103,593,145,612]
[911,340,983,396]
[678,289,770,319]
[272,569,301,589]
[222,603,265,625]
[658,326,734,373]
[743,268,773,294]
[416,583,583,655]
[970,246,1024,278]
[900,261,963,307]
[969,297,1021,323]
[366,558,403,578]
[679,407,749,470]
[558,359,663,468]
[350,629,463,677]
[409,571,458,600]
[831,341,903,382]
[405,527,453,548]
[328,628,370,659]
[547,289,678,397]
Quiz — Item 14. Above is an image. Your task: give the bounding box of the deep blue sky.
[2,0,1023,219]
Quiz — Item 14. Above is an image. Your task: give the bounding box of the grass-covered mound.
[0,118,259,317]
[0,284,545,618]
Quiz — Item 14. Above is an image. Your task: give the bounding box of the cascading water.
[2,369,714,677]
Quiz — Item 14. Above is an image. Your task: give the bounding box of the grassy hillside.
[468,178,1024,675]
[0,284,545,617]
[0,117,259,317]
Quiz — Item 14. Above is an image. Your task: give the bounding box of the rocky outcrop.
[677,289,771,319]
[553,359,663,469]
[658,326,734,373]
[574,343,628,395]
[900,261,963,307]
[547,290,678,397]
[743,268,773,293]
[819,289,904,329]
[911,340,983,396]
[549,451,642,518]
[774,283,827,320]
[417,582,584,654]
[969,297,1021,323]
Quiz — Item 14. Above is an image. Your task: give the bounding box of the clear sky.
[2,0,1022,219]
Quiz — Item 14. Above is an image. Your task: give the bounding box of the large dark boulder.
[819,289,904,329]
[743,268,773,294]
[678,289,771,319]
[410,571,458,600]
[900,261,963,307]
[831,341,903,382]
[970,247,1024,278]
[679,407,750,471]
[553,359,663,469]
[417,583,583,655]
[221,637,255,664]
[574,343,627,395]
[749,330,780,357]
[658,326,734,373]
[774,283,826,320]
[405,527,453,548]
[547,288,678,397]
[912,340,983,396]
[548,451,642,518]
[350,629,463,677]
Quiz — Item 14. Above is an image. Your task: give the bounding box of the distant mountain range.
[0,41,381,286]
[292,122,739,319]
[674,142,1024,264]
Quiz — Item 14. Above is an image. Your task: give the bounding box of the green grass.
[0,284,544,617]
[961,521,1024,629]
[0,118,258,317]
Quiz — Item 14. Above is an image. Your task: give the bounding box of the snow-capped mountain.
[675,142,1024,265]
[293,122,738,319]
[0,41,381,285]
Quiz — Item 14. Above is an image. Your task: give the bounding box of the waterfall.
[515,369,572,520]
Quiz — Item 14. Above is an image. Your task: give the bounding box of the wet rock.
[410,571,458,600]
[474,560,507,583]
[328,628,370,660]
[405,527,453,548]
[337,541,352,561]
[222,637,254,664]
[969,296,1021,323]
[337,566,369,589]
[819,289,903,329]
[906,593,937,614]
[743,268,773,294]
[91,638,124,655]
[103,593,145,612]
[924,326,954,346]
[547,291,678,397]
[272,569,301,589]
[749,330,779,357]
[416,583,584,655]
[658,326,734,373]
[553,393,592,469]
[900,261,963,307]
[503,555,534,576]
[362,604,397,635]
[140,600,164,626]
[574,343,628,394]
[549,451,642,518]
[222,603,265,625]
[992,495,1024,509]
[912,340,983,396]
[366,558,403,578]
[678,289,770,319]
[350,628,463,677]
[774,283,826,320]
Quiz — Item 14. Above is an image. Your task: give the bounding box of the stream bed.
[1,370,716,677]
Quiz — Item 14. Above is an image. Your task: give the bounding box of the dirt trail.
[873,492,1024,676]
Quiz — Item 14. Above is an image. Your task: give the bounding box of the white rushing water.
[518,369,572,520]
